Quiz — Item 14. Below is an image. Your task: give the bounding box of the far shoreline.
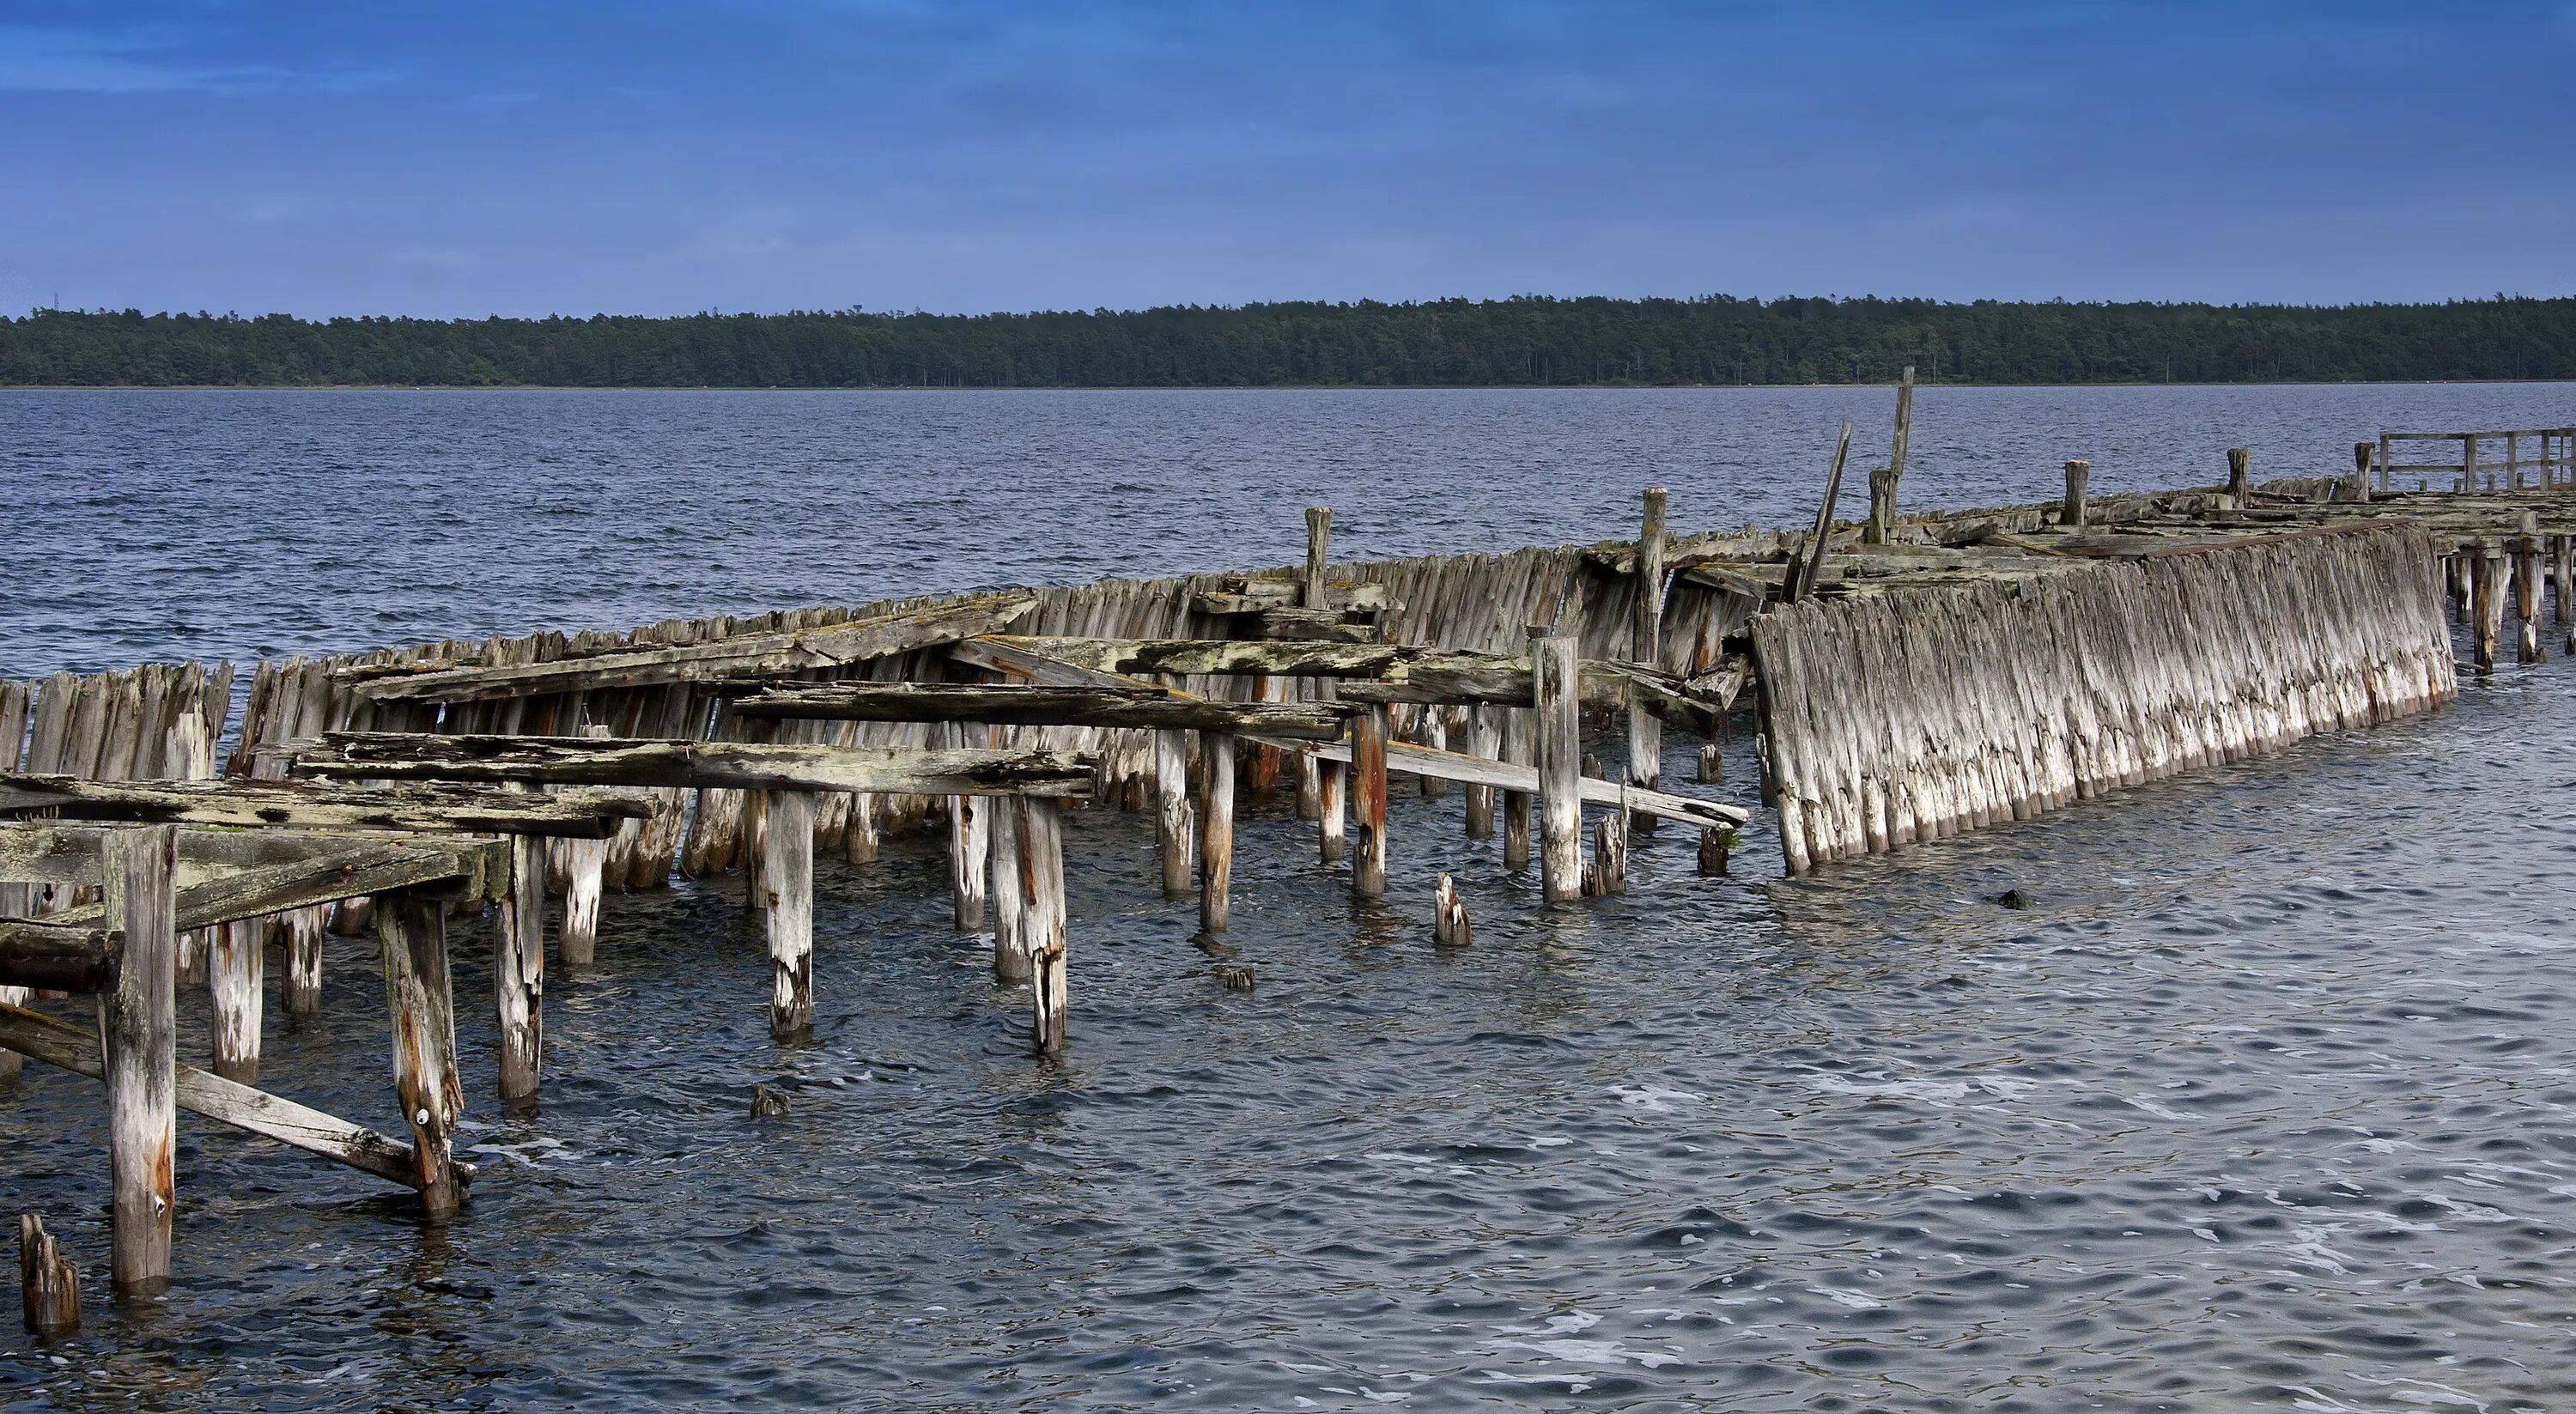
[5,377,2575,393]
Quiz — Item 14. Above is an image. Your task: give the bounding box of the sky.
[2,0,2572,318]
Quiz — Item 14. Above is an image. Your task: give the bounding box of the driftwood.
[296,733,1097,798]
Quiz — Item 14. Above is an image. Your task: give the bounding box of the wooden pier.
[5,412,2564,1313]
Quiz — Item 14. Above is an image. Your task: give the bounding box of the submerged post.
[1864,365,1913,544]
[1534,634,1583,902]
[1017,798,1069,1056]
[2061,460,2090,529]
[987,796,1029,981]
[2518,512,2543,665]
[103,825,177,1295]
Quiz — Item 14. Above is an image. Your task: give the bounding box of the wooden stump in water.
[278,913,322,1017]
[2227,446,2251,504]
[843,791,879,865]
[1199,731,1236,933]
[1432,873,1471,947]
[1697,744,1722,784]
[1583,812,1629,896]
[2518,513,2543,665]
[946,725,990,932]
[2555,535,2574,628]
[988,798,1029,981]
[1017,798,1069,1056]
[560,833,605,967]
[103,825,176,1294]
[1501,706,1533,872]
[2061,460,2090,528]
[762,791,817,1039]
[19,1214,77,1336]
[1698,825,1734,877]
[2474,543,2504,673]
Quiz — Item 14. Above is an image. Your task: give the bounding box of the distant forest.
[3,294,2572,388]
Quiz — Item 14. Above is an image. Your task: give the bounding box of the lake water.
[4,384,2576,1411]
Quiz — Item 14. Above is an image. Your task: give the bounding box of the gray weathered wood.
[0,925,119,992]
[492,834,545,1101]
[762,791,817,1037]
[1199,731,1235,932]
[2062,460,2091,529]
[207,904,263,1084]
[988,794,1029,981]
[102,825,177,1294]
[0,1000,442,1190]
[376,890,465,1217]
[1462,706,1498,841]
[1317,757,1346,865]
[0,774,641,837]
[1152,728,1194,896]
[1866,365,1914,543]
[1303,506,1333,610]
[1352,704,1388,897]
[1534,636,1583,901]
[1786,422,1855,604]
[349,594,1038,703]
[1501,706,1533,871]
[19,1212,77,1336]
[1304,737,1744,829]
[1014,798,1069,1055]
[298,734,1096,798]
[732,683,1351,737]
[1583,812,1629,896]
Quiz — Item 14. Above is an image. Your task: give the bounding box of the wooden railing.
[2372,427,2576,494]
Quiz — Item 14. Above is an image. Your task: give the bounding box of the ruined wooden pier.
[7,409,2561,1315]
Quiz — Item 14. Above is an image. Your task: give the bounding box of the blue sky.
[3,1,2570,317]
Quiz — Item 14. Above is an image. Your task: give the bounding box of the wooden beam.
[0,1002,448,1191]
[0,924,119,993]
[1307,731,1749,830]
[970,635,1498,682]
[0,774,643,838]
[731,683,1351,738]
[296,733,1097,798]
[347,594,1039,703]
[39,839,504,937]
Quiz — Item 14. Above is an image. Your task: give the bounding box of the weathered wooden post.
[2518,511,2543,664]
[1628,486,1668,832]
[208,906,264,1084]
[843,791,879,865]
[1352,703,1389,897]
[2352,441,2373,503]
[1303,505,1332,609]
[557,724,612,967]
[2473,540,2502,673]
[987,795,1029,981]
[2226,446,2251,505]
[103,824,176,1294]
[2061,459,2090,528]
[1462,705,1498,841]
[1500,704,1533,872]
[1534,634,1583,902]
[1433,873,1470,947]
[2377,432,2393,496]
[762,791,817,1038]
[1199,731,1236,932]
[376,888,464,1220]
[19,1213,78,1336]
[1317,758,1347,865]
[1698,824,1734,876]
[493,834,545,1101]
[947,725,989,932]
[2553,534,2573,626]
[1152,728,1194,897]
[1016,797,1069,1056]
[1583,812,1629,896]
[1863,365,1913,544]
[1697,744,1722,783]
[2464,434,2480,493]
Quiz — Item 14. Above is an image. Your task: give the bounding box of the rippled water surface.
[5,385,2576,1411]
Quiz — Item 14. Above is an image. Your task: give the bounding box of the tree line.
[2,294,2570,388]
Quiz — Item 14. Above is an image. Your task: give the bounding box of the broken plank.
[0,775,644,838]
[731,683,1352,738]
[295,734,1097,799]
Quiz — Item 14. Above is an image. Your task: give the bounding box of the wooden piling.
[557,725,611,966]
[2555,534,2573,627]
[1352,703,1389,897]
[762,791,817,1038]
[2352,441,2373,503]
[948,786,989,933]
[376,889,464,1219]
[2227,446,2252,504]
[1864,365,1913,545]
[1317,757,1347,865]
[1698,825,1733,876]
[1534,635,1583,902]
[988,794,1029,981]
[1199,731,1236,932]
[19,1214,78,1336]
[1628,487,1668,833]
[1462,705,1498,841]
[2474,542,2503,673]
[843,790,878,865]
[1697,744,1722,783]
[2061,460,2090,528]
[1017,798,1069,1055]
[1583,811,1629,896]
[1418,708,1449,798]
[1500,706,1533,872]
[492,834,545,1101]
[1303,506,1332,610]
[102,824,176,1296]
[207,907,264,1084]
[1432,873,1469,947]
[2518,513,2543,665]
[1152,728,1194,896]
